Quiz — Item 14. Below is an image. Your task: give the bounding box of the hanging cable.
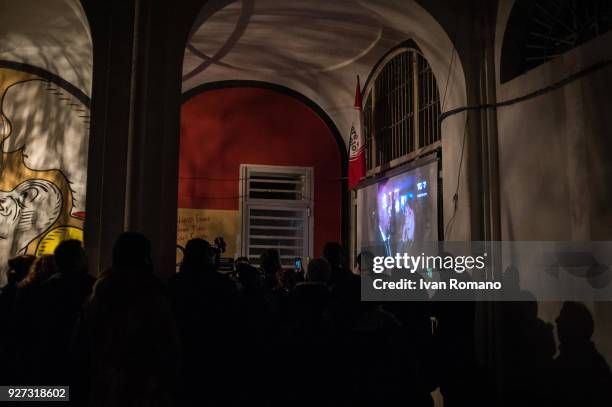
[440,58,612,124]
[439,57,612,238]
[443,115,468,239]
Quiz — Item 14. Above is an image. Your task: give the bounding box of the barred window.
[363,48,441,171]
[240,165,313,269]
[501,0,612,82]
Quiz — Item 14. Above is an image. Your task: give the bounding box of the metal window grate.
[246,207,308,269]
[247,172,306,201]
[418,53,441,148]
[364,49,440,171]
[241,165,313,269]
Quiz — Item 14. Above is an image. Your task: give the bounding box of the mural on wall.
[0,66,89,285]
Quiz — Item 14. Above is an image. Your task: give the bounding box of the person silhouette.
[0,255,35,331]
[73,232,180,406]
[7,255,57,384]
[168,238,239,406]
[551,301,612,406]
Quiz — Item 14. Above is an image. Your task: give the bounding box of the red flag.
[348,76,366,189]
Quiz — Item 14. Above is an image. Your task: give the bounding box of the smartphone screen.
[294,258,302,270]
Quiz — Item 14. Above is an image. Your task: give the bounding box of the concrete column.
[82,0,203,280]
[82,0,137,277]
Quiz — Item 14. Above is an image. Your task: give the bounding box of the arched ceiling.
[0,0,466,144]
[183,0,467,143]
[0,0,92,95]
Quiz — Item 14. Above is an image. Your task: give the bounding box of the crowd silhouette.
[0,233,611,406]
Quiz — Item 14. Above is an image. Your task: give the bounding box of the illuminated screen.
[356,160,439,256]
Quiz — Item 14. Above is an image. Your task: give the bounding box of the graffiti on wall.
[0,66,89,284]
[176,208,240,259]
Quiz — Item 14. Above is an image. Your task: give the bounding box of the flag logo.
[348,76,366,189]
[349,124,363,158]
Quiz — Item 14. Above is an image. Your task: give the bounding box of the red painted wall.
[179,87,343,256]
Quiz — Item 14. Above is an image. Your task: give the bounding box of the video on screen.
[356,160,438,256]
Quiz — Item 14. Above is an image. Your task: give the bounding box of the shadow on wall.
[0,67,89,285]
[496,0,612,367]
[501,297,612,405]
